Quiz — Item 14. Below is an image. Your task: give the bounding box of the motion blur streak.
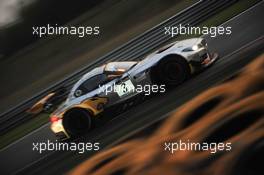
[70,55,264,175]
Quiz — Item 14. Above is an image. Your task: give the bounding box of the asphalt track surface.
[1,2,264,175]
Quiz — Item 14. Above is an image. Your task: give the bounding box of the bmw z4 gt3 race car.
[49,37,218,140]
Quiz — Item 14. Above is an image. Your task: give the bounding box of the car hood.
[128,38,202,73]
[172,38,201,50]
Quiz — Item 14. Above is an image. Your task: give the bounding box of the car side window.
[74,74,108,97]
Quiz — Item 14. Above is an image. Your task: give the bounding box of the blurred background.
[0,0,104,56]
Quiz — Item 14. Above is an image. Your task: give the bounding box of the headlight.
[182,43,203,52]
[192,45,199,51]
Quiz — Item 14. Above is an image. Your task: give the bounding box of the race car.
[50,37,218,140]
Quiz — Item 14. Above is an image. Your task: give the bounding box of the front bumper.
[188,48,218,72]
[201,52,218,67]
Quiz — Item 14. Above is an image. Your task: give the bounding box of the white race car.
[49,37,218,140]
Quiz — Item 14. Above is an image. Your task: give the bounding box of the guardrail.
[0,0,238,135]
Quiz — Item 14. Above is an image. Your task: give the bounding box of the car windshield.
[74,74,109,97]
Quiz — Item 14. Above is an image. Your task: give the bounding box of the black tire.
[151,55,190,87]
[62,108,92,137]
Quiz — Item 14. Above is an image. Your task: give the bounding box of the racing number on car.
[121,82,128,93]
[115,80,135,97]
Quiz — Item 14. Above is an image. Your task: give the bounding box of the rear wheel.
[63,108,92,137]
[151,55,190,87]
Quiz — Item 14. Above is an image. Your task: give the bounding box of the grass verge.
[0,113,48,148]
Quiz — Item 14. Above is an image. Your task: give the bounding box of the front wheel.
[150,55,190,87]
